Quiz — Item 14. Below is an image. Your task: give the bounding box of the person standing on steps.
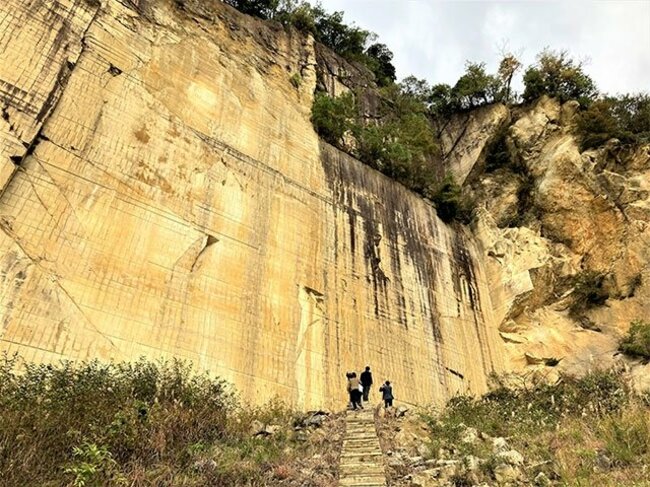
[345,372,354,409]
[347,372,363,410]
[379,380,393,408]
[360,366,373,402]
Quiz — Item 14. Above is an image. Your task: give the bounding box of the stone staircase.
[338,408,387,487]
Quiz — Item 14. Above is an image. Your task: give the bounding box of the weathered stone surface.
[0,0,505,409]
[439,103,509,184]
[470,96,650,385]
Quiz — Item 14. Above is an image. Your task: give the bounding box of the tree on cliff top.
[225,0,397,87]
[523,49,597,106]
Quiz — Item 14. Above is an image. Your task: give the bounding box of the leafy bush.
[416,370,645,485]
[568,271,609,316]
[355,84,439,187]
[484,125,512,172]
[223,0,280,19]
[576,94,650,150]
[522,49,597,106]
[311,91,356,145]
[430,175,474,224]
[619,320,650,359]
[314,86,442,201]
[0,355,337,487]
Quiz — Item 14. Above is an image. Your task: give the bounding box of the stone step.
[339,479,386,487]
[343,440,380,447]
[343,442,381,453]
[338,409,387,487]
[342,445,381,451]
[340,458,383,467]
[340,466,384,472]
[340,457,382,463]
[344,428,377,432]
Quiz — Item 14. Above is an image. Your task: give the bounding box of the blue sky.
[319,0,650,95]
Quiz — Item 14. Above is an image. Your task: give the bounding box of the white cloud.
[318,0,650,94]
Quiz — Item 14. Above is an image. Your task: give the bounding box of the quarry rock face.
[0,0,505,409]
[439,103,510,184]
[1,0,649,406]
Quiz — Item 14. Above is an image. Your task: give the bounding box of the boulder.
[493,463,521,483]
[496,449,525,466]
[534,471,552,486]
[492,437,509,453]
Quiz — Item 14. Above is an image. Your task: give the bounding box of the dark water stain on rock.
[320,142,443,341]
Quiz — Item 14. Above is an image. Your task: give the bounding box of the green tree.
[522,49,597,106]
[355,84,439,191]
[451,62,502,109]
[399,76,432,102]
[364,43,396,87]
[429,83,456,116]
[223,0,280,19]
[313,8,371,58]
[431,174,473,224]
[576,93,650,150]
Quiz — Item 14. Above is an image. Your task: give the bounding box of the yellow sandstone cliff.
[0,0,506,409]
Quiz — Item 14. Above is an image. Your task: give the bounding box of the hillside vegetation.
[0,355,341,487]
[378,370,650,487]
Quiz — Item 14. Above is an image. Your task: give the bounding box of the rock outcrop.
[0,0,505,409]
[465,96,650,383]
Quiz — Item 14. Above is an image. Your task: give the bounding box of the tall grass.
[419,370,650,486]
[0,354,338,487]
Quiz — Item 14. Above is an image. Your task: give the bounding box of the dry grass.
[380,370,650,486]
[0,354,343,487]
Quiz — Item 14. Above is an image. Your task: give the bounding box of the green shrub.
[289,72,302,88]
[313,86,442,203]
[223,0,280,20]
[364,43,396,87]
[451,62,501,110]
[568,271,609,316]
[0,355,331,487]
[354,84,439,190]
[576,94,650,150]
[522,49,597,106]
[484,125,512,172]
[424,370,629,445]
[311,91,356,145]
[619,320,650,359]
[430,175,474,224]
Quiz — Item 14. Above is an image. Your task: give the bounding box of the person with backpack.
[379,380,393,408]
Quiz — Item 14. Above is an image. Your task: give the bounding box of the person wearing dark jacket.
[360,366,373,402]
[379,380,394,408]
